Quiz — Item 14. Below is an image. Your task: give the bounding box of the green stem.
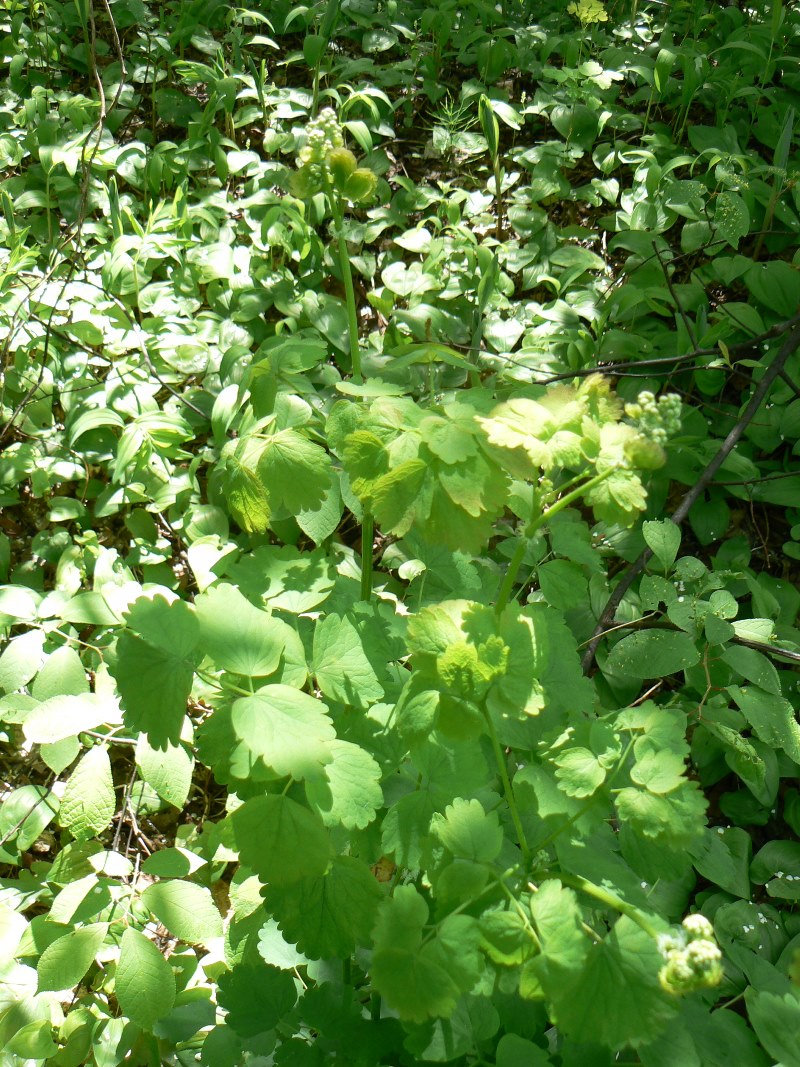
[468,307,482,388]
[528,468,615,539]
[753,176,784,262]
[492,159,503,241]
[484,708,531,865]
[714,991,745,1012]
[748,38,776,140]
[494,468,615,616]
[500,882,541,952]
[327,189,362,382]
[311,59,321,117]
[421,866,521,947]
[360,510,374,601]
[494,537,527,619]
[537,871,661,939]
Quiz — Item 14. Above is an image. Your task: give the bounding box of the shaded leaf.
[229,795,331,886]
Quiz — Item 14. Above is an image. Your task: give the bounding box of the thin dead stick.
[581,322,800,674]
[653,243,697,350]
[778,368,800,402]
[489,307,800,386]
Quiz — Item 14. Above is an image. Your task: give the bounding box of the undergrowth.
[1,0,800,1064]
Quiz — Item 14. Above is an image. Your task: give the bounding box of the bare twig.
[653,242,697,351]
[734,637,800,666]
[135,334,209,419]
[583,615,800,667]
[778,368,800,403]
[710,468,799,488]
[490,308,800,386]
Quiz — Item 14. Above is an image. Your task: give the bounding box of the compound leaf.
[220,454,270,534]
[263,855,382,959]
[195,583,290,677]
[430,798,503,863]
[313,612,385,709]
[371,885,470,1023]
[552,917,676,1049]
[256,429,332,513]
[304,739,383,828]
[217,963,297,1038]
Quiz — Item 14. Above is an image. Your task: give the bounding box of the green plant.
[2,1,800,1064]
[290,107,378,382]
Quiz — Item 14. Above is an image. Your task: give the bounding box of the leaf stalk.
[484,708,531,865]
[495,468,615,615]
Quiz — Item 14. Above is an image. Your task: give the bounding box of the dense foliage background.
[2,0,800,1063]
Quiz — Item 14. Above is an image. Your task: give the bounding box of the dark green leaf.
[230,795,331,886]
[605,631,700,679]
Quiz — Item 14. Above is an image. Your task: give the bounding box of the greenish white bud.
[682,914,714,942]
[685,939,722,974]
[625,390,681,449]
[658,918,723,995]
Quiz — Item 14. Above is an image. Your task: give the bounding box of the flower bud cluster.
[291,108,377,205]
[292,109,344,197]
[658,914,723,995]
[624,391,682,446]
[297,107,344,168]
[537,476,554,500]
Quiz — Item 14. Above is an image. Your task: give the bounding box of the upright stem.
[329,193,362,382]
[360,510,374,601]
[311,60,321,117]
[494,468,615,616]
[495,537,527,618]
[492,159,503,241]
[484,708,531,865]
[370,992,381,1021]
[468,307,483,388]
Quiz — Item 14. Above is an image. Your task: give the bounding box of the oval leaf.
[23,695,110,745]
[37,923,107,992]
[141,880,223,944]
[58,746,115,840]
[116,928,176,1030]
[135,735,194,809]
[605,631,700,679]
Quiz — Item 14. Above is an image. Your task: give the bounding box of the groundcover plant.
[1,0,800,1063]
